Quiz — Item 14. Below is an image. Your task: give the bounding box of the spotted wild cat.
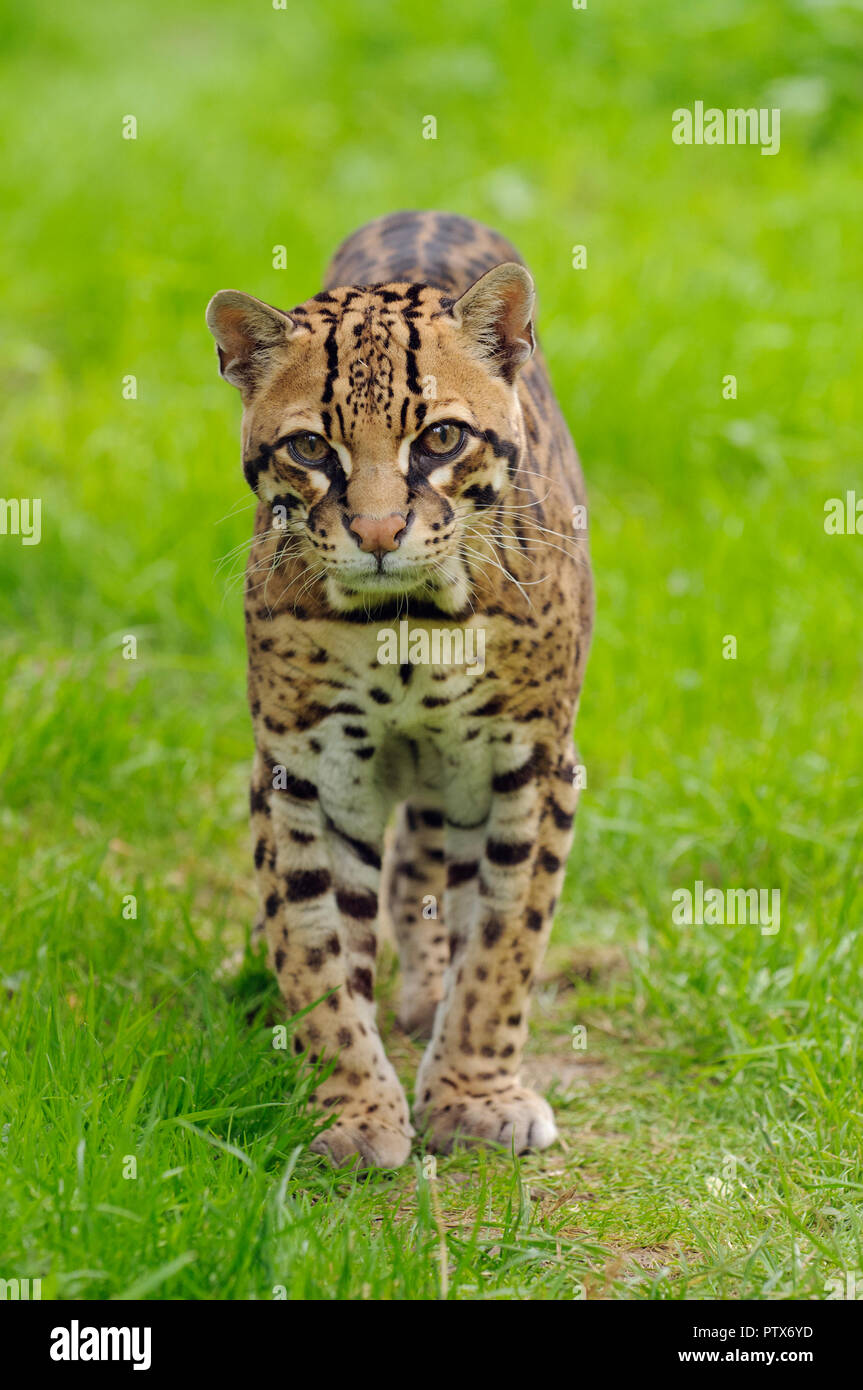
[206,210,593,1167]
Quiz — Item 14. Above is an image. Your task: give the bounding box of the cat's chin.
[327,564,433,598]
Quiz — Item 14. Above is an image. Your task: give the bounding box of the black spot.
[447,860,479,888]
[335,888,378,920]
[492,745,542,793]
[350,967,374,1001]
[547,797,574,830]
[285,868,332,901]
[474,696,505,717]
[482,918,503,948]
[277,771,318,801]
[486,838,532,866]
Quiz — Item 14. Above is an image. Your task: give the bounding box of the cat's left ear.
[206,290,301,396]
[452,263,535,383]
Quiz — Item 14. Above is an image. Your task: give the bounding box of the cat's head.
[206,266,534,612]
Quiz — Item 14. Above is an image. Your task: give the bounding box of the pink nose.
[349,513,407,554]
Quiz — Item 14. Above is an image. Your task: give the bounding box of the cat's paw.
[416,1082,558,1155]
[310,1112,414,1169]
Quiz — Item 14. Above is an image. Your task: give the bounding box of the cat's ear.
[452,263,535,383]
[206,290,301,394]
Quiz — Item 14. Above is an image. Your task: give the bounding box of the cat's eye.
[417,421,467,460]
[287,431,331,465]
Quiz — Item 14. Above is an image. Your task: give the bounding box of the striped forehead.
[291,284,444,438]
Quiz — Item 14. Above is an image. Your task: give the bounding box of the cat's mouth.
[329,560,435,595]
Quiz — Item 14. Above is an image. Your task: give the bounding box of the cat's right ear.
[206,291,300,395]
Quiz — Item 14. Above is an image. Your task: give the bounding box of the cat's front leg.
[251,745,412,1168]
[415,739,578,1154]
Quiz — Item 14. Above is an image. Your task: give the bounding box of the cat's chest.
[304,616,499,731]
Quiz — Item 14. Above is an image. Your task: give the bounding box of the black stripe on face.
[404,348,421,395]
[243,440,273,491]
[285,868,332,901]
[321,321,340,403]
[271,493,303,520]
[481,428,520,478]
[401,287,423,350]
[463,483,498,509]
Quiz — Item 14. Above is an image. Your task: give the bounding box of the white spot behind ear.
[205,290,300,394]
[452,263,535,382]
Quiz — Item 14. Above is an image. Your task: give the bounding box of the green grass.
[1,0,862,1300]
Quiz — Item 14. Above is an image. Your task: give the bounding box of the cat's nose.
[349,512,408,554]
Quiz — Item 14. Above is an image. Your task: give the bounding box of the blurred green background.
[1,0,861,1300]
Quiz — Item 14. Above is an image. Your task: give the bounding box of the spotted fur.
[207,210,593,1166]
